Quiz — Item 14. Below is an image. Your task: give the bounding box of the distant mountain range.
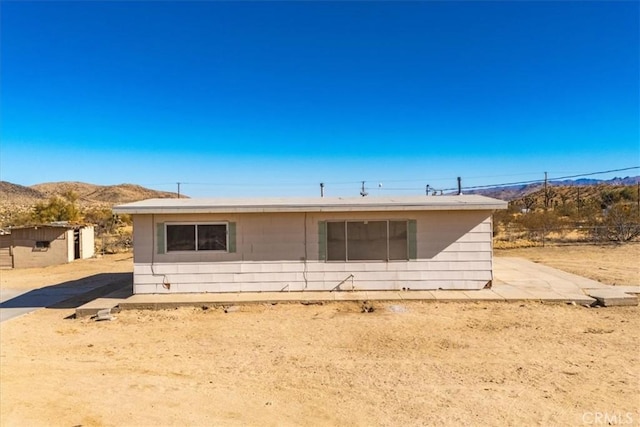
[471,176,639,201]
[0,181,182,206]
[1,176,638,207]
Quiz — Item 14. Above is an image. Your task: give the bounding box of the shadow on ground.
[0,273,133,309]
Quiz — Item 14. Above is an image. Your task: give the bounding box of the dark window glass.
[327,221,346,261]
[166,225,196,251]
[198,224,227,251]
[347,221,387,261]
[325,220,408,261]
[388,221,408,260]
[35,241,50,249]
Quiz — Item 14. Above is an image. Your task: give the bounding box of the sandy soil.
[0,253,133,291]
[1,246,639,426]
[496,243,640,286]
[1,302,638,426]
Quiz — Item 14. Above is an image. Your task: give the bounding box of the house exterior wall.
[131,210,494,294]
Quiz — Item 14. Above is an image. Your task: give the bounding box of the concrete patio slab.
[329,291,362,301]
[462,290,504,301]
[398,291,436,300]
[494,257,610,292]
[431,290,471,301]
[586,289,638,307]
[491,287,538,301]
[366,291,404,300]
[609,286,640,295]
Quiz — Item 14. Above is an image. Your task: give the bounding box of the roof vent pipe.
[457,177,462,195]
[360,181,368,197]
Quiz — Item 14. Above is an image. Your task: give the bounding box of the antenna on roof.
[360,181,368,197]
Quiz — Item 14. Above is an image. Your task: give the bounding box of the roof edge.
[113,195,508,214]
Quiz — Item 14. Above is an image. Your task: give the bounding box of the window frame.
[34,240,51,250]
[325,219,409,262]
[164,222,229,253]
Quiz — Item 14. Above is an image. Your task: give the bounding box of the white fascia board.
[113,197,508,215]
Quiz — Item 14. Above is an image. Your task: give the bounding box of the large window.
[326,220,408,261]
[166,223,227,252]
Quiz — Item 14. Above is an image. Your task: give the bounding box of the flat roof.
[10,223,92,231]
[113,195,507,214]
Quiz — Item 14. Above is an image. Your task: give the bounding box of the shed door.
[74,230,80,259]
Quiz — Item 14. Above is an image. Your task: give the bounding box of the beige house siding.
[131,210,493,293]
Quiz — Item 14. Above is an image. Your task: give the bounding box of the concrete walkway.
[0,272,132,322]
[75,257,638,317]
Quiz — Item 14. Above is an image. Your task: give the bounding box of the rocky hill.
[2,181,182,206]
[473,176,639,201]
[0,181,45,205]
[0,181,183,227]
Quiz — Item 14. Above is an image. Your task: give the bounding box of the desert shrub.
[619,187,637,202]
[83,208,133,253]
[96,229,132,254]
[600,203,640,242]
[83,207,119,234]
[492,209,514,238]
[516,210,560,245]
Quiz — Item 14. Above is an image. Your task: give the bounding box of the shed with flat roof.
[2,223,95,269]
[113,195,507,294]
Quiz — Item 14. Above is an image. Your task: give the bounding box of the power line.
[450,166,640,192]
[144,166,639,195]
[346,166,640,194]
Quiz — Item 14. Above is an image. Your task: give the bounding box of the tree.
[83,207,118,234]
[522,195,536,212]
[31,196,81,224]
[544,187,557,210]
[601,203,640,242]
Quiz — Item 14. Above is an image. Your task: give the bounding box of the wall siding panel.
[131,210,495,293]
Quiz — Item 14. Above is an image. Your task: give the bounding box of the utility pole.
[457,177,462,195]
[425,184,430,196]
[177,182,181,199]
[544,172,548,210]
[320,182,325,198]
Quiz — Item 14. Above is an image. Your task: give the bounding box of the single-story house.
[113,195,507,294]
[2,223,95,269]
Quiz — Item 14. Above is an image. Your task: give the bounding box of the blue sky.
[1,1,638,197]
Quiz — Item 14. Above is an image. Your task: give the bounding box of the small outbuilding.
[114,195,507,294]
[1,223,95,269]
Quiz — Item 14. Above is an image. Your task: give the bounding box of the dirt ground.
[496,243,640,286]
[1,246,639,426]
[0,252,133,291]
